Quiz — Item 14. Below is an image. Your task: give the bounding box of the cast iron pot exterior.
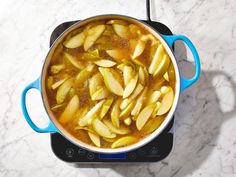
[21,15,200,154]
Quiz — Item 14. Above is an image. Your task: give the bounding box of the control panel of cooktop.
[49,19,174,163]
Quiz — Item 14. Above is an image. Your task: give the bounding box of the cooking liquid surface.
[45,19,176,149]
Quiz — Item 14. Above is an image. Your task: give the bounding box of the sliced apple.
[148,44,164,74]
[138,67,149,85]
[91,87,109,100]
[146,90,161,104]
[136,104,156,131]
[47,76,53,90]
[103,119,130,135]
[123,74,138,98]
[157,87,174,115]
[141,116,165,134]
[129,24,141,35]
[99,67,124,96]
[51,64,65,74]
[151,101,161,118]
[111,136,137,148]
[75,65,95,87]
[112,24,130,38]
[131,88,147,116]
[51,103,66,112]
[153,54,170,77]
[163,72,169,81]
[94,59,116,67]
[100,98,114,119]
[123,65,134,86]
[51,78,67,90]
[59,95,80,123]
[83,49,100,60]
[79,100,105,126]
[120,98,131,110]
[167,64,176,88]
[92,119,116,138]
[106,49,126,60]
[111,100,121,128]
[75,126,96,134]
[129,83,144,99]
[89,73,103,96]
[74,106,89,123]
[63,32,85,48]
[117,63,126,71]
[160,86,170,94]
[64,53,84,70]
[56,78,74,104]
[120,99,136,119]
[132,40,146,59]
[133,58,146,67]
[88,131,100,147]
[84,25,105,51]
[140,34,158,45]
[124,117,132,126]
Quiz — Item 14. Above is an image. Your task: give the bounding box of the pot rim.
[41,14,180,154]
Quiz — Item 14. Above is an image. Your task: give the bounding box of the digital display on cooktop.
[99,153,126,159]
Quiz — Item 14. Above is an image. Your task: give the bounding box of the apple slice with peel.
[89,73,103,96]
[111,136,137,148]
[100,98,114,119]
[106,49,126,60]
[123,74,138,98]
[141,116,165,134]
[103,119,130,135]
[119,99,136,118]
[131,87,148,116]
[146,90,161,104]
[148,44,164,74]
[156,87,174,115]
[91,87,109,100]
[92,119,116,138]
[63,32,85,48]
[94,59,116,67]
[123,65,134,86]
[110,100,121,128]
[138,67,149,85]
[120,83,144,110]
[59,95,80,123]
[79,100,105,126]
[51,64,65,74]
[112,24,130,38]
[75,65,95,87]
[132,40,146,59]
[153,54,170,77]
[124,117,132,126]
[84,25,105,51]
[99,67,124,96]
[51,78,67,90]
[136,104,156,131]
[56,78,74,104]
[64,53,84,70]
[88,131,100,147]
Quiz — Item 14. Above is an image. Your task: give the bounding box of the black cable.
[146,0,151,21]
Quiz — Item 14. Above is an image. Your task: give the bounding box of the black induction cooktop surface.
[50,19,174,163]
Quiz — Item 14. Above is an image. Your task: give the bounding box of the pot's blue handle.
[162,34,201,92]
[21,77,58,133]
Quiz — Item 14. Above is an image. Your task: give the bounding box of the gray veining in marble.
[0,0,236,176]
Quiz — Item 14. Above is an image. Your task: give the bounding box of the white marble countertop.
[1,0,236,176]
